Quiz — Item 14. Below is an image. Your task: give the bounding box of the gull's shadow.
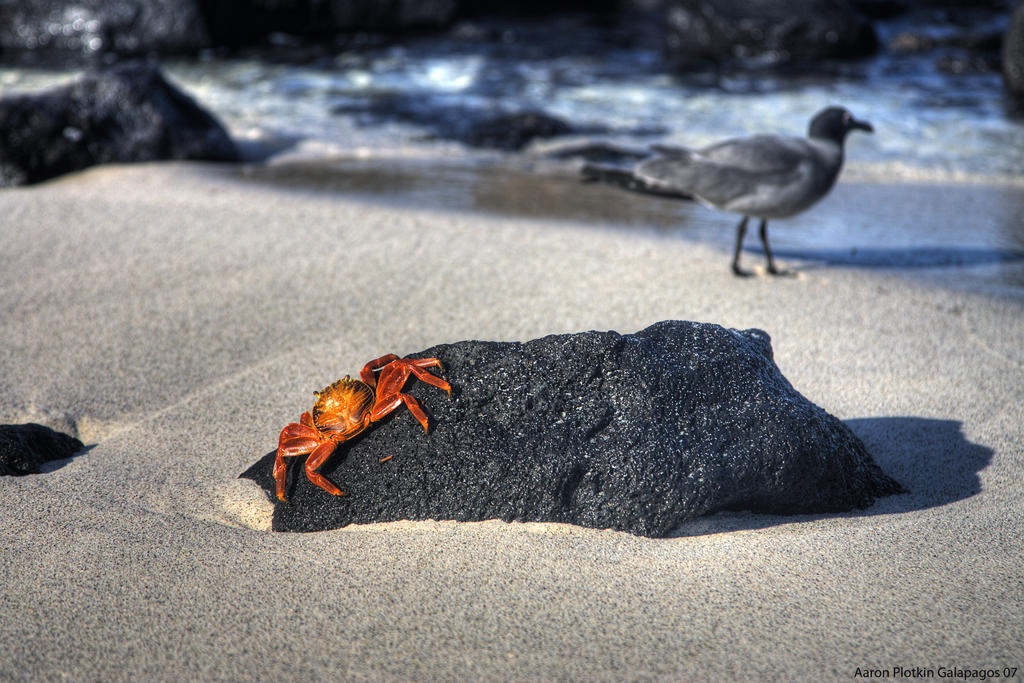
[673,416,993,536]
[758,246,1024,270]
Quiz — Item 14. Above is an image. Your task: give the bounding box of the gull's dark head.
[808,106,873,144]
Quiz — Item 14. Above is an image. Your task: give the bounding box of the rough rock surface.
[0,61,238,187]
[1004,1,1024,98]
[242,321,904,536]
[0,424,83,476]
[0,0,210,61]
[662,0,878,65]
[0,1,576,60]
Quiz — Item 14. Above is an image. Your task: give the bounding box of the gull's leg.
[732,216,752,277]
[759,219,792,276]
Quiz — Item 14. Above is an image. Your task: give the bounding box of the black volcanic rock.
[0,0,210,62]
[336,94,576,151]
[0,61,238,187]
[662,0,878,65]
[1005,2,1024,99]
[243,321,904,537]
[0,424,83,476]
[461,110,574,150]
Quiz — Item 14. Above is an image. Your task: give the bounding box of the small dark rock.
[662,0,878,66]
[1004,1,1024,98]
[337,95,576,150]
[462,110,574,150]
[242,321,904,537]
[0,0,210,62]
[0,60,239,187]
[0,423,83,476]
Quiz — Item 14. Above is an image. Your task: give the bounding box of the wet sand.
[1,161,1021,679]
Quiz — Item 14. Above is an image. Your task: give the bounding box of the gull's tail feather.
[582,162,694,200]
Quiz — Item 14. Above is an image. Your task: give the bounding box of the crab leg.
[277,422,321,457]
[273,452,290,502]
[275,415,325,502]
[274,426,345,500]
[303,440,344,496]
[370,392,431,433]
[408,362,452,397]
[406,357,444,369]
[376,359,448,395]
[360,354,399,385]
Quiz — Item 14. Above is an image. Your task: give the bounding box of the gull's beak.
[851,117,874,134]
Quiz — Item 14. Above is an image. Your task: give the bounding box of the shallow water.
[2,12,1023,288]
[176,14,1024,181]
[236,157,1024,291]
[2,12,1022,179]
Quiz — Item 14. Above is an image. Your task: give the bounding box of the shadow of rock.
[846,417,991,511]
[673,416,992,536]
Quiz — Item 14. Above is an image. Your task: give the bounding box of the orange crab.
[274,354,451,502]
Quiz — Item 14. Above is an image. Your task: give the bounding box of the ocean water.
[4,12,1021,179]
[2,13,1023,285]
[177,16,1024,182]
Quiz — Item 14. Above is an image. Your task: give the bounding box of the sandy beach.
[1,161,1022,680]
